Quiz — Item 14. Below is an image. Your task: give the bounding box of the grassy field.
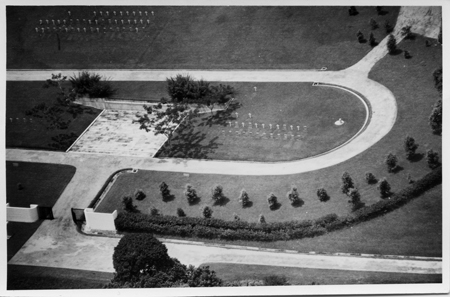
[7,6,399,70]
[6,161,76,207]
[7,221,43,261]
[7,265,113,290]
[205,263,442,285]
[157,82,367,161]
[6,81,101,150]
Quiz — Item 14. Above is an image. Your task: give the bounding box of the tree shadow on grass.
[188,197,201,206]
[204,101,242,128]
[389,48,403,56]
[243,201,253,209]
[291,199,305,208]
[160,128,220,159]
[213,196,230,207]
[162,194,176,203]
[391,165,404,174]
[269,202,281,211]
[409,153,424,163]
[351,201,366,212]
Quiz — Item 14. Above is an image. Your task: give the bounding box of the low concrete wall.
[75,97,147,111]
[6,203,39,223]
[84,208,117,232]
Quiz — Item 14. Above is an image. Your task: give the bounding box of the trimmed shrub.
[385,21,393,33]
[259,214,266,224]
[233,213,240,221]
[365,172,377,184]
[426,149,440,169]
[150,207,160,216]
[238,189,251,208]
[378,178,391,198]
[341,172,354,194]
[429,100,442,135]
[316,188,330,202]
[369,33,377,47]
[212,184,224,204]
[17,183,23,190]
[401,25,413,39]
[404,50,411,59]
[287,186,301,206]
[69,71,117,99]
[122,196,137,213]
[356,31,365,43]
[159,182,171,201]
[267,193,278,210]
[201,206,213,219]
[387,34,397,54]
[407,173,415,184]
[348,6,358,16]
[177,208,186,217]
[404,136,418,160]
[184,184,199,204]
[134,189,146,201]
[433,68,442,93]
[369,18,378,30]
[385,153,398,172]
[348,188,362,211]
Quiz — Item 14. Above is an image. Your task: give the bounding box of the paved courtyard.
[68,109,167,158]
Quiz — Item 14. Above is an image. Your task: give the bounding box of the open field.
[6,161,76,207]
[205,263,442,285]
[6,81,102,150]
[7,265,113,290]
[157,82,367,161]
[7,6,399,70]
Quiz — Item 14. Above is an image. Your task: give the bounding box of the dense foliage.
[70,71,117,98]
[429,100,442,135]
[107,233,222,288]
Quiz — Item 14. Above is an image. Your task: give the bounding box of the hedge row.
[115,167,441,242]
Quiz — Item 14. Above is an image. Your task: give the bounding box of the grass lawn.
[6,81,101,150]
[6,161,76,207]
[157,82,367,161]
[7,221,43,261]
[7,265,113,290]
[204,263,442,285]
[7,6,399,70]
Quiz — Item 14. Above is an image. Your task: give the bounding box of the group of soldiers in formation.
[35,9,155,34]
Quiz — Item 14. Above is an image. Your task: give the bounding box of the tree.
[109,234,222,288]
[348,6,358,16]
[150,207,160,216]
[177,208,186,217]
[376,6,383,15]
[433,68,442,93]
[212,184,225,204]
[259,214,266,224]
[316,188,330,202]
[287,186,301,205]
[377,178,391,198]
[134,189,146,201]
[401,25,413,39]
[384,21,393,33]
[267,193,278,210]
[263,275,289,286]
[385,153,398,172]
[356,30,365,43]
[429,100,442,135]
[69,71,117,98]
[404,136,418,160]
[347,188,362,211]
[159,182,171,201]
[426,149,440,169]
[238,189,251,208]
[369,33,377,47]
[365,172,377,184]
[404,50,411,59]
[184,184,199,204]
[112,234,174,282]
[387,34,397,54]
[369,18,378,30]
[201,205,213,219]
[122,196,138,213]
[341,172,354,194]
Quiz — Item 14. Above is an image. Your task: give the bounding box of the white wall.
[84,208,117,232]
[6,203,39,223]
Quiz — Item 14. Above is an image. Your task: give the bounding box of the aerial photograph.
[2,1,447,296]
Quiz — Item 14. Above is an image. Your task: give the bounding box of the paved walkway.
[6,6,443,277]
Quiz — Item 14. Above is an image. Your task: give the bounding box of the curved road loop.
[5,6,443,276]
